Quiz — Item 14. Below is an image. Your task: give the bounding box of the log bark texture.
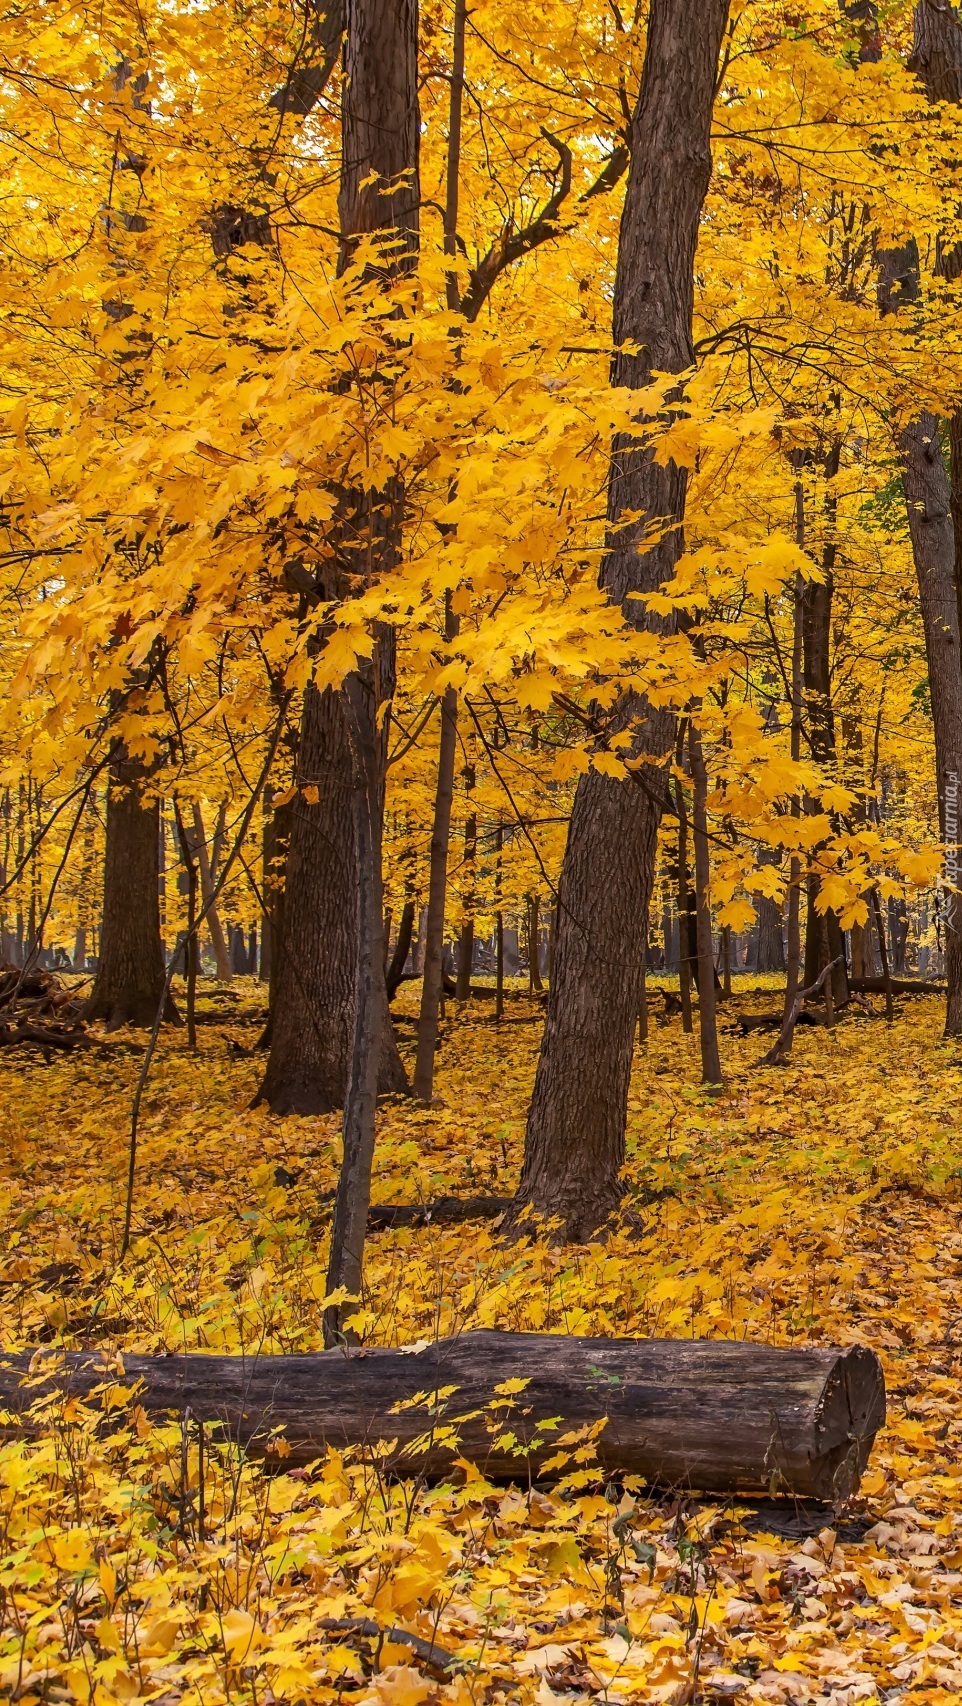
[0,1332,884,1501]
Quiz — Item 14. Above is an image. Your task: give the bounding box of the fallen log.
[0,1330,884,1499]
[849,977,945,997]
[366,1195,514,1230]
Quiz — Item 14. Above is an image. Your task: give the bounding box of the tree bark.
[386,898,415,998]
[173,801,199,1051]
[529,893,544,992]
[514,0,731,1240]
[901,413,962,1033]
[255,686,407,1111]
[191,803,232,983]
[86,750,178,1030]
[455,764,477,999]
[870,6,962,1033]
[325,664,390,1339]
[801,444,849,1008]
[689,719,722,1083]
[322,0,420,1336]
[0,1333,884,1501]
[413,682,458,1102]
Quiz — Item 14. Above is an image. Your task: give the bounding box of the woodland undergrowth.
[3,979,962,1705]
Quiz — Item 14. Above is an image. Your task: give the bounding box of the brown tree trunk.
[902,413,962,1034]
[255,686,407,1111]
[322,0,420,1334]
[456,760,478,999]
[689,719,722,1084]
[173,801,199,1051]
[191,802,232,984]
[413,682,459,1101]
[801,444,849,1008]
[325,663,391,1340]
[386,899,415,997]
[755,895,785,973]
[871,5,962,1033]
[529,894,544,991]
[86,750,179,1030]
[514,0,731,1240]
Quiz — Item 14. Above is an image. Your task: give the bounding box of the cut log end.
[0,1332,885,1501]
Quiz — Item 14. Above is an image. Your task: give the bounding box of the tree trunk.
[191,802,233,983]
[871,6,962,1033]
[255,686,407,1111]
[1,1333,885,1501]
[173,801,199,1051]
[529,893,544,992]
[386,899,415,997]
[413,684,458,1101]
[86,750,179,1030]
[801,444,849,1009]
[514,0,730,1241]
[902,413,962,1033]
[689,719,722,1083]
[321,0,420,1330]
[325,664,390,1341]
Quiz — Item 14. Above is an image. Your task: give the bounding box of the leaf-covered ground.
[4,979,962,1705]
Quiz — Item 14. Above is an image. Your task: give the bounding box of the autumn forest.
[8,0,962,1702]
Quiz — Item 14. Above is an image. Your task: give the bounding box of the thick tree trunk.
[86,752,178,1030]
[0,1333,884,1500]
[868,7,962,1033]
[325,665,390,1340]
[515,0,731,1240]
[901,413,962,1034]
[322,0,420,1332]
[255,686,406,1112]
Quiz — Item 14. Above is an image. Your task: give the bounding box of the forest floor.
[3,977,962,1705]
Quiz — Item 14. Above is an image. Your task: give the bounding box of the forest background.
[7,0,962,1703]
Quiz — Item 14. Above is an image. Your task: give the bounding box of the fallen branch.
[366,1195,513,1231]
[756,956,844,1068]
[318,1619,456,1676]
[0,1330,885,1498]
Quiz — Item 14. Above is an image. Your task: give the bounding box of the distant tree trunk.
[191,803,232,983]
[755,895,785,973]
[414,680,459,1102]
[173,801,199,1051]
[529,894,544,991]
[514,0,731,1240]
[801,443,849,1009]
[86,749,179,1030]
[674,755,695,1033]
[386,899,415,997]
[689,719,722,1084]
[455,915,474,997]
